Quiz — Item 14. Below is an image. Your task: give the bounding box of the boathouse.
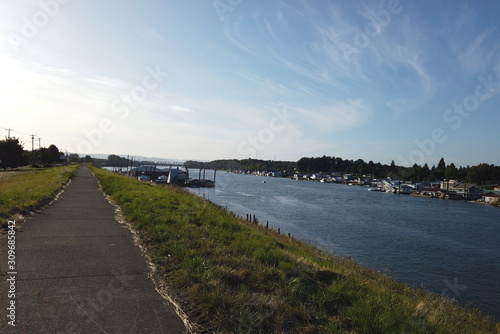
[449,183,483,199]
[483,192,500,204]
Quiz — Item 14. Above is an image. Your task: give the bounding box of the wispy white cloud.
[296,98,372,134]
[457,27,499,74]
[137,27,168,46]
[169,105,192,113]
[38,64,76,75]
[358,13,437,113]
[235,71,293,97]
[223,17,261,58]
[222,0,436,107]
[443,3,500,76]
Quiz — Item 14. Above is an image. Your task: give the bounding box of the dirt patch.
[0,169,31,181]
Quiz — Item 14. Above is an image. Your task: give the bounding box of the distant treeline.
[296,156,500,184]
[0,137,63,169]
[186,156,500,185]
[185,159,296,172]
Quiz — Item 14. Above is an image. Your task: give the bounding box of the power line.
[1,127,35,137]
[5,128,13,138]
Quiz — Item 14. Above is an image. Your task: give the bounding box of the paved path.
[1,165,187,333]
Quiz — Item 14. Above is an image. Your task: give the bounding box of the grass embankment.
[91,166,497,334]
[0,165,80,225]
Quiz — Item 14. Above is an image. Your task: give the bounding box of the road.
[1,165,187,333]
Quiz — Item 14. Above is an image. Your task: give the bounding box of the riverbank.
[90,166,497,333]
[0,165,80,227]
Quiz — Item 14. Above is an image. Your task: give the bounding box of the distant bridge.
[100,160,218,170]
[118,160,215,168]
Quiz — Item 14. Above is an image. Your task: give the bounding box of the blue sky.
[1,0,499,166]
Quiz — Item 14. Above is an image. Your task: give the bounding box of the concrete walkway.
[2,165,187,333]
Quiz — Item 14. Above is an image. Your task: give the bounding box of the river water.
[188,170,500,320]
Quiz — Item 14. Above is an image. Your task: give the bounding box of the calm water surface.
[188,170,500,320]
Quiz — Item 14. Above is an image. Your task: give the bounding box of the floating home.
[131,165,187,185]
[131,165,216,187]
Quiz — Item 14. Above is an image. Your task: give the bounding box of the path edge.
[89,167,197,334]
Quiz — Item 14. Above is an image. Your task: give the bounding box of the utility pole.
[30,134,36,165]
[38,137,42,149]
[5,128,13,139]
[31,134,35,151]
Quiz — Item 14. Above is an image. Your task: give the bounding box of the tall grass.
[0,165,80,224]
[91,166,497,333]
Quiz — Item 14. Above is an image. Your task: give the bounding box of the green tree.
[367,160,374,176]
[467,164,493,185]
[390,160,397,172]
[297,157,309,173]
[48,144,61,163]
[318,155,329,172]
[37,144,62,164]
[373,162,383,178]
[107,154,129,166]
[420,163,431,180]
[493,166,500,183]
[354,159,366,175]
[0,137,27,169]
[437,157,446,171]
[68,153,81,163]
[444,163,458,180]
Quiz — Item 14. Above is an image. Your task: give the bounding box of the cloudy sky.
[1,0,499,166]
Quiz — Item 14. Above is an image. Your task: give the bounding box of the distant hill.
[85,153,187,164]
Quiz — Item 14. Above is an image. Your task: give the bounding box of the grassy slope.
[91,166,497,334]
[0,165,80,224]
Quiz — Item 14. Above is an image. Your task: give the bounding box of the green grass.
[0,165,80,225]
[91,166,497,333]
